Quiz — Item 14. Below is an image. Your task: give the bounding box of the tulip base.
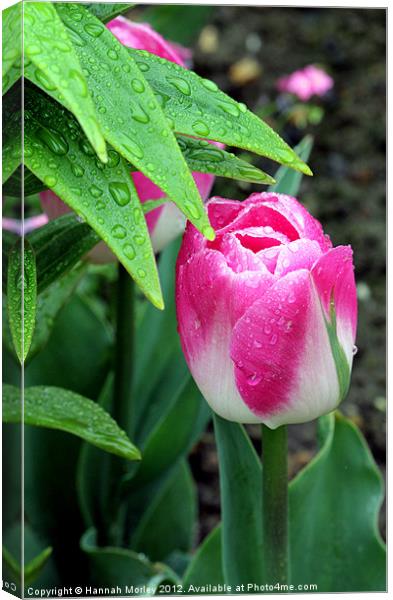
[262,424,289,585]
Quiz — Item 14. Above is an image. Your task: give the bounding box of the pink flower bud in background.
[277,65,333,101]
[40,17,218,259]
[176,193,357,428]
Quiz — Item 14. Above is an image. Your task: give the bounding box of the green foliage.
[289,413,386,591]
[2,3,22,94]
[84,3,135,23]
[2,544,53,586]
[3,384,140,460]
[269,135,314,195]
[7,239,37,362]
[183,526,224,588]
[24,2,107,162]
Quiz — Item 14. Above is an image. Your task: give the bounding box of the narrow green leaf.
[289,412,386,592]
[23,84,163,310]
[2,86,22,183]
[183,525,224,589]
[2,3,22,94]
[177,135,275,184]
[23,2,107,162]
[85,3,135,23]
[2,230,19,288]
[132,461,197,561]
[3,166,45,198]
[3,384,141,461]
[7,240,37,363]
[27,214,100,293]
[51,4,214,239]
[24,546,53,586]
[269,135,314,195]
[129,49,312,176]
[213,415,263,587]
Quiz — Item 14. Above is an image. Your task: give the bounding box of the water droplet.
[71,163,84,178]
[264,324,272,335]
[107,49,118,61]
[352,345,358,356]
[137,268,146,278]
[131,78,145,93]
[112,224,127,239]
[131,103,150,124]
[107,150,120,168]
[247,373,262,386]
[84,22,104,37]
[44,175,57,188]
[239,102,247,113]
[167,76,191,96]
[123,243,135,260]
[35,68,56,91]
[184,201,201,220]
[89,185,103,198]
[269,334,278,345]
[26,43,41,56]
[192,121,210,137]
[69,69,88,97]
[218,101,240,117]
[79,138,95,156]
[54,40,71,52]
[37,127,69,156]
[201,78,218,92]
[109,181,130,207]
[253,340,262,348]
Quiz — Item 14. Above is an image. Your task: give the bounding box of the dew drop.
[84,22,104,37]
[111,224,127,239]
[131,78,145,93]
[44,175,57,188]
[352,345,358,356]
[35,69,56,91]
[71,163,84,178]
[107,150,120,168]
[134,234,145,246]
[89,184,103,198]
[37,127,69,156]
[201,78,218,92]
[107,49,119,61]
[137,268,146,278]
[109,181,130,207]
[269,334,278,345]
[192,120,210,137]
[247,373,262,386]
[167,76,191,96]
[218,101,240,117]
[122,137,144,160]
[123,243,135,260]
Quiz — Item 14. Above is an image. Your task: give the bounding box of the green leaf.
[132,461,197,561]
[7,239,37,362]
[2,86,22,184]
[2,384,141,461]
[28,264,86,360]
[3,165,45,198]
[2,230,19,288]
[269,135,314,195]
[27,214,100,293]
[23,2,107,162]
[289,412,386,592]
[129,49,312,176]
[85,3,135,23]
[81,527,178,588]
[3,543,53,587]
[23,84,163,310]
[213,415,263,587]
[176,135,275,184]
[2,3,22,95]
[183,525,224,589]
[52,4,214,240]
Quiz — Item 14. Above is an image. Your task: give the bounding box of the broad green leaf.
[81,527,178,587]
[289,413,386,592]
[7,239,37,362]
[85,3,135,23]
[2,86,22,183]
[3,384,141,461]
[28,264,86,360]
[132,461,197,561]
[23,84,163,310]
[183,525,224,589]
[269,135,314,195]
[27,214,100,293]
[213,415,263,586]
[52,4,214,239]
[23,2,107,162]
[176,135,275,184]
[2,3,22,95]
[3,166,45,198]
[2,230,19,288]
[129,378,210,488]
[129,49,312,175]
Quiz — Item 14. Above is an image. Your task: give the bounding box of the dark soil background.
[135,5,386,543]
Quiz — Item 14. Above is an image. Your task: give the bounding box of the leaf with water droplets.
[2,384,141,461]
[7,239,37,363]
[23,2,107,162]
[2,3,22,95]
[84,3,135,23]
[176,135,276,185]
[27,213,100,293]
[2,84,22,184]
[52,4,214,240]
[269,135,314,196]
[129,50,312,176]
[23,84,163,310]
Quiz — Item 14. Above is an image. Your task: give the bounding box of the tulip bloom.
[277,65,333,102]
[176,193,357,428]
[40,17,218,257]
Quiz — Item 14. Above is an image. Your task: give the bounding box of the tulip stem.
[262,424,289,585]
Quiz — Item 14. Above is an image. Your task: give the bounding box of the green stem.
[113,263,134,435]
[262,424,289,584]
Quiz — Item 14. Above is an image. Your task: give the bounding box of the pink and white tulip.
[40,17,217,258]
[176,193,357,428]
[277,65,333,102]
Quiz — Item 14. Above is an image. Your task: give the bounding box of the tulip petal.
[275,239,322,277]
[230,269,340,428]
[176,247,274,423]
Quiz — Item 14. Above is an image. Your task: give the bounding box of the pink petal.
[275,239,322,277]
[207,197,245,230]
[230,269,340,427]
[176,246,274,423]
[107,17,185,65]
[216,232,269,273]
[311,246,357,363]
